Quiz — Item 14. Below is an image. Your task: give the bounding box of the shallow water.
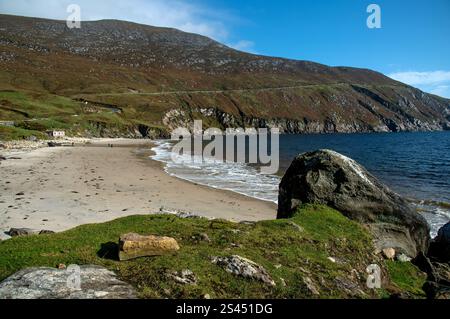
[151,131,450,237]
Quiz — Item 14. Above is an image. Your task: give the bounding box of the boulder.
[428,222,450,263]
[212,255,275,286]
[0,265,136,299]
[119,233,180,261]
[278,150,430,257]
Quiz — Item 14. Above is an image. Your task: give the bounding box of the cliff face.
[0,14,449,135]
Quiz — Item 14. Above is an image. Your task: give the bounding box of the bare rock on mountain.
[277,150,430,257]
[0,265,136,299]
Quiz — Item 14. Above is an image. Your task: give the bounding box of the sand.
[0,139,277,239]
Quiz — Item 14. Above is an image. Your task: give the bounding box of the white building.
[47,130,66,138]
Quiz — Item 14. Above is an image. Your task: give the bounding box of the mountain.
[0,14,449,139]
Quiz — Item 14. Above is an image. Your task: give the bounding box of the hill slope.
[0,14,449,138]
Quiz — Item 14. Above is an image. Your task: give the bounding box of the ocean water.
[151,131,450,237]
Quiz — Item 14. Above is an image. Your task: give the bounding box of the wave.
[150,140,449,238]
[150,140,280,203]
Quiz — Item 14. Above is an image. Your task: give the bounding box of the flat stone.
[212,255,275,286]
[0,265,136,299]
[119,233,180,261]
[397,253,412,263]
[167,269,197,285]
[7,228,39,237]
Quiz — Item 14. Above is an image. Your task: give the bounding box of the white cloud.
[0,0,234,41]
[430,85,450,97]
[228,40,256,53]
[388,71,450,98]
[388,71,450,86]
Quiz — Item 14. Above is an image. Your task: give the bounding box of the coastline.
[0,139,276,240]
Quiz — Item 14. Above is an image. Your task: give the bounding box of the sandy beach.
[0,139,277,239]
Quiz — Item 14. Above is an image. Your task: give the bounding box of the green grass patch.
[0,205,422,299]
[0,126,47,141]
[386,260,427,298]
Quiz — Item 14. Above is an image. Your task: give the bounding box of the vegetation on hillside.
[0,14,449,138]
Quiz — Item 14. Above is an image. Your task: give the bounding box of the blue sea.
[151,131,450,237]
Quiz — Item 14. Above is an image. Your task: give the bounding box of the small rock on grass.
[396,253,412,262]
[303,277,320,296]
[167,269,197,285]
[382,248,396,260]
[211,255,275,287]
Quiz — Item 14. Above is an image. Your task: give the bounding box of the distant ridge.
[0,14,449,137]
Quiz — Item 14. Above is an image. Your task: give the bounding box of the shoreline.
[0,139,277,240]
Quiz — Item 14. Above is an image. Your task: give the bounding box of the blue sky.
[1,0,449,97]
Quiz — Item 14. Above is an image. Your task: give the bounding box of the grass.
[0,90,159,139]
[386,260,427,297]
[0,126,47,141]
[0,204,427,299]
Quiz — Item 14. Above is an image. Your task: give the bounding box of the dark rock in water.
[0,155,6,161]
[0,265,136,299]
[277,150,430,257]
[428,222,450,263]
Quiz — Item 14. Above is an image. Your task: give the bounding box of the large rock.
[212,255,275,286]
[0,265,136,299]
[414,252,450,299]
[428,222,450,263]
[119,233,180,261]
[278,150,430,257]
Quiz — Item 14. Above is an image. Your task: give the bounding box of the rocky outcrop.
[428,222,450,263]
[162,105,449,135]
[211,255,275,286]
[413,252,450,299]
[0,265,136,299]
[277,150,430,257]
[7,228,55,237]
[119,233,180,261]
